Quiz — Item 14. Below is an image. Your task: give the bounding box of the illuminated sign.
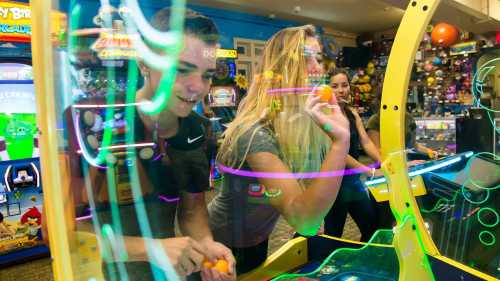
[216,49,237,59]
[0,2,31,43]
[91,31,138,60]
[450,41,477,56]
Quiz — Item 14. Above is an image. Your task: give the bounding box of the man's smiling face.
[147,34,217,117]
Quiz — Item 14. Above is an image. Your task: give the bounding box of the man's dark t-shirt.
[87,110,210,280]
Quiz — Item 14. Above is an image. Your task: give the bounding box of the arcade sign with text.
[0,2,31,43]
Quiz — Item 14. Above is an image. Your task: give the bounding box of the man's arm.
[178,191,213,243]
[178,191,236,277]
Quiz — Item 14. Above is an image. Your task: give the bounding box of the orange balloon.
[203,260,214,269]
[431,23,458,47]
[315,85,333,103]
[214,259,229,273]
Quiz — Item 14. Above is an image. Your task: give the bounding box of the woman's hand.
[305,94,350,143]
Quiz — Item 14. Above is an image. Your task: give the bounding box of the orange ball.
[203,260,214,269]
[214,259,229,273]
[431,23,459,47]
[315,85,333,103]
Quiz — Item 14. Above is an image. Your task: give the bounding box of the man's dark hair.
[151,8,219,45]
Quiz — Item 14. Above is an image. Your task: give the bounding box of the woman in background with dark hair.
[324,68,381,242]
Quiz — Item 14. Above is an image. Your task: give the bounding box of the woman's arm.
[246,139,349,236]
[243,95,350,236]
[345,154,383,177]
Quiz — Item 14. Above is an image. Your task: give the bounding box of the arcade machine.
[65,5,137,218]
[237,1,499,281]
[29,0,499,281]
[207,49,239,187]
[0,1,49,267]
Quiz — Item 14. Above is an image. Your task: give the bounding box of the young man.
[77,8,235,281]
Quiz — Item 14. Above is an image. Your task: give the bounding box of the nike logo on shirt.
[187,135,203,144]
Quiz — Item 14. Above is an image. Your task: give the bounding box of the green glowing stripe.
[122,0,186,115]
[124,60,180,281]
[472,58,500,113]
[68,3,115,167]
[478,231,496,246]
[465,152,500,191]
[477,207,499,228]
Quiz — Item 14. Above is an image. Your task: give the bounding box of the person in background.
[366,92,438,160]
[323,68,382,242]
[208,25,351,274]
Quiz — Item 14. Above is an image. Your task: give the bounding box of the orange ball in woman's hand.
[203,259,214,269]
[315,85,333,103]
[214,259,229,273]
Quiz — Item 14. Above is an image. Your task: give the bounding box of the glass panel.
[30,0,499,281]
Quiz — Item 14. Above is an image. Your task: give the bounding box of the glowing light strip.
[75,214,92,221]
[4,165,11,192]
[123,0,184,48]
[99,142,155,151]
[72,101,150,108]
[122,0,184,115]
[267,87,312,93]
[158,195,180,203]
[123,59,180,281]
[365,153,472,186]
[218,162,379,179]
[30,162,40,187]
[472,57,500,113]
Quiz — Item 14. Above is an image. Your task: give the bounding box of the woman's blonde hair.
[217,25,331,180]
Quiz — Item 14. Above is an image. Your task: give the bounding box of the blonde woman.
[208,25,350,274]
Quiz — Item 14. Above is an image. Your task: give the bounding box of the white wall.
[452,0,500,20]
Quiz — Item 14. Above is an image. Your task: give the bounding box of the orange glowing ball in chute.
[203,260,214,269]
[431,23,459,47]
[315,85,333,103]
[214,259,229,273]
[203,259,229,274]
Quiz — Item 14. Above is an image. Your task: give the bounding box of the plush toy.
[424,61,433,72]
[366,62,376,76]
[426,77,436,87]
[353,91,361,107]
[446,84,457,101]
[433,57,442,66]
[431,22,459,47]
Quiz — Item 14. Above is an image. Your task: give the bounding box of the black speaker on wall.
[342,46,372,68]
[456,108,493,153]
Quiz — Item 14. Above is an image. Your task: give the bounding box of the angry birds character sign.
[20,206,42,240]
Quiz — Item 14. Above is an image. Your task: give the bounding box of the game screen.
[0,63,38,161]
[0,63,45,261]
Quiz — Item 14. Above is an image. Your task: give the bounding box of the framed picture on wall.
[208,86,237,107]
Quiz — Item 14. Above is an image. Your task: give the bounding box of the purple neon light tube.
[217,162,380,179]
[158,195,180,203]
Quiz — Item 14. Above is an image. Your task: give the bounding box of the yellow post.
[30,1,74,280]
[381,0,441,280]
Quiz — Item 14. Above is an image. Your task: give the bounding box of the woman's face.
[304,37,323,76]
[330,73,351,103]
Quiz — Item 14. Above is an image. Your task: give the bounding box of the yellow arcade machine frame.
[29,0,497,281]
